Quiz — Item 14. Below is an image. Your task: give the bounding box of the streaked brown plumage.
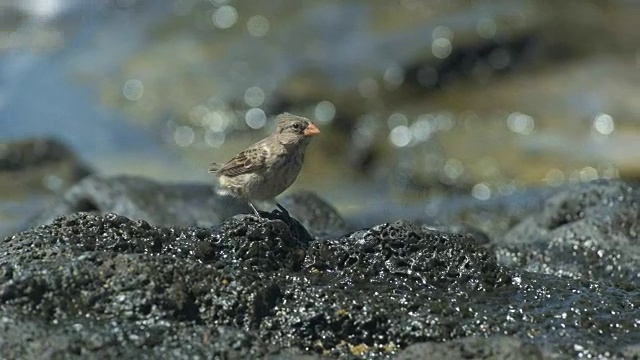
[208,112,320,216]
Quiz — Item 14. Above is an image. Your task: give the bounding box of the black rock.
[304,221,511,292]
[0,138,94,238]
[0,137,90,175]
[2,189,640,359]
[279,190,351,240]
[0,137,92,197]
[499,179,640,286]
[396,336,546,360]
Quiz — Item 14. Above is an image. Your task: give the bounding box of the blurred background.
[1,0,639,232]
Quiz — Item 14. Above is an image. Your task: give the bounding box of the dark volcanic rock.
[3,212,308,272]
[498,179,640,286]
[0,137,94,239]
[305,221,511,292]
[0,137,91,175]
[0,310,274,359]
[0,137,92,195]
[280,190,351,240]
[396,336,546,360]
[2,209,639,359]
[0,214,508,358]
[0,212,310,358]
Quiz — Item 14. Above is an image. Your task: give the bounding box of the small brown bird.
[209,113,320,217]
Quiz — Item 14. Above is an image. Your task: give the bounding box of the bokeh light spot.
[432,38,452,59]
[545,169,565,187]
[411,116,433,142]
[506,112,535,135]
[383,64,405,90]
[444,159,464,179]
[43,175,64,192]
[593,113,614,135]
[434,113,455,131]
[432,25,453,41]
[579,166,598,182]
[389,125,412,147]
[189,105,209,125]
[315,100,336,124]
[387,112,408,129]
[245,108,267,129]
[174,126,195,147]
[204,111,230,132]
[247,15,270,37]
[472,183,491,200]
[213,5,238,29]
[244,86,265,108]
[123,79,144,101]
[205,128,226,148]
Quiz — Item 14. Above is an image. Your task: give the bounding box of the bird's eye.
[292,123,302,130]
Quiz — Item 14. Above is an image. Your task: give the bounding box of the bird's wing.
[211,143,269,177]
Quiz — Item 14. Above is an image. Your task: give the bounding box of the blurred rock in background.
[1,0,638,235]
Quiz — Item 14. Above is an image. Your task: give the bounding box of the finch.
[208,112,320,217]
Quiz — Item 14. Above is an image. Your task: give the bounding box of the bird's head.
[275,113,320,146]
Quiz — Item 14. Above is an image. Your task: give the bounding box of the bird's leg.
[275,202,291,218]
[248,202,262,217]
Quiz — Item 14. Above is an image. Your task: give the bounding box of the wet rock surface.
[498,179,640,286]
[2,178,640,359]
[396,336,546,360]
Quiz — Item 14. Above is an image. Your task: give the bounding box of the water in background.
[1,0,639,233]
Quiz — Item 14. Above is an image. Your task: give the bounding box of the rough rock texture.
[305,221,511,292]
[498,179,640,286]
[2,199,640,358]
[396,336,546,360]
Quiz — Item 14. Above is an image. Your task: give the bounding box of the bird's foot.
[274,202,291,218]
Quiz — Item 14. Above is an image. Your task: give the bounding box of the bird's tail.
[208,163,231,196]
[208,163,222,173]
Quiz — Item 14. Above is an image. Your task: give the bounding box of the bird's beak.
[304,123,320,137]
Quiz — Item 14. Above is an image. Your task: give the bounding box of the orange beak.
[303,123,320,137]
